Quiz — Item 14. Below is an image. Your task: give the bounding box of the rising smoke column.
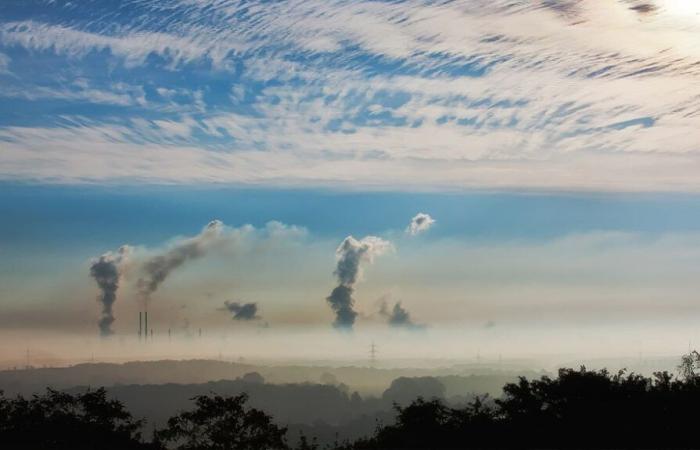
[137,220,224,305]
[89,246,130,336]
[406,213,435,236]
[223,301,260,320]
[327,236,391,329]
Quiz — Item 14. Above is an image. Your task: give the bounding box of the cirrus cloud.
[0,0,699,191]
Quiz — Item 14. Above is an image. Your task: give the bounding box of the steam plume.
[327,236,391,329]
[89,246,130,336]
[406,213,435,236]
[223,301,260,321]
[137,220,224,304]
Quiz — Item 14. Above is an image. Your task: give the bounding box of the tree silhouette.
[677,350,700,380]
[8,355,700,449]
[156,393,287,450]
[0,387,152,449]
[347,362,700,449]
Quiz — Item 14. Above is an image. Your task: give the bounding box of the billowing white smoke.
[89,246,131,337]
[327,236,392,329]
[406,213,435,236]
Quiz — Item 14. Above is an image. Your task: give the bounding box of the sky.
[1,0,700,365]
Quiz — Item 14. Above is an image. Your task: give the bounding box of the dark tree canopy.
[0,387,152,449]
[7,355,700,449]
[381,376,446,406]
[351,364,700,449]
[156,393,287,450]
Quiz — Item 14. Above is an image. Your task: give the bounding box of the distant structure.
[138,311,150,342]
[370,341,377,367]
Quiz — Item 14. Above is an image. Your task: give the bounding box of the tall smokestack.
[144,311,148,342]
[139,312,142,340]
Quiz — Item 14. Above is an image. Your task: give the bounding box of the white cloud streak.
[0,0,699,190]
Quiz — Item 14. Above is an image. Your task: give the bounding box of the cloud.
[0,82,143,106]
[326,236,392,329]
[406,213,435,236]
[222,301,260,321]
[89,246,131,336]
[262,220,307,240]
[1,1,700,191]
[0,20,237,68]
[629,3,657,14]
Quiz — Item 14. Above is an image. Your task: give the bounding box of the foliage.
[0,387,152,449]
[352,361,700,449]
[677,350,700,380]
[156,393,287,450]
[7,353,700,449]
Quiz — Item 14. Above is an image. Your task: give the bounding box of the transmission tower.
[370,341,377,367]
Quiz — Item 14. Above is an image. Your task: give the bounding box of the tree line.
[3,351,700,449]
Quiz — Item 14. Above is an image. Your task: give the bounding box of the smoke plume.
[327,236,391,329]
[379,300,423,330]
[406,213,435,236]
[137,220,224,304]
[89,246,130,336]
[327,285,356,328]
[223,301,260,321]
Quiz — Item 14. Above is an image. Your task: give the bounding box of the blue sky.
[3,185,700,253]
[1,1,700,356]
[0,0,699,190]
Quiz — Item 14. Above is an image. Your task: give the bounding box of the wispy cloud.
[0,0,699,190]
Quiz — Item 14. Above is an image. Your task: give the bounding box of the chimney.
[139,312,142,340]
[144,311,148,342]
